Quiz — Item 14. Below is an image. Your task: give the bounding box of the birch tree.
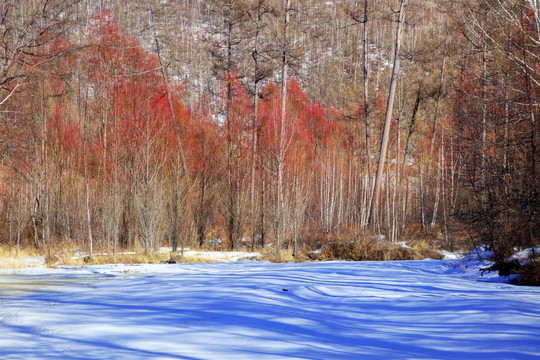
[368,0,407,227]
[275,0,291,254]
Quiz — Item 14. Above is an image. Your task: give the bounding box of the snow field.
[1,258,539,359]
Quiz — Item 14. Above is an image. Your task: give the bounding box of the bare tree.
[275,0,290,254]
[368,0,407,227]
[0,0,78,106]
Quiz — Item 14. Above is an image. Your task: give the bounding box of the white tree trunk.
[276,0,290,254]
[368,0,407,227]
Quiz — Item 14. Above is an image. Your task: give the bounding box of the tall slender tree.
[368,0,407,227]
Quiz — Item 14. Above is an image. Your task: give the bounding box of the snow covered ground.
[1,254,539,359]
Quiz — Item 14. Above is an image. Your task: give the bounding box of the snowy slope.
[1,258,539,360]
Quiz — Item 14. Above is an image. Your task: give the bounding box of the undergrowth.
[1,230,445,268]
[0,244,42,269]
[304,230,443,262]
[519,261,540,286]
[0,243,41,258]
[260,246,296,263]
[482,254,540,286]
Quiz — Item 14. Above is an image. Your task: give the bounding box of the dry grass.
[303,229,443,262]
[1,231,444,268]
[46,243,263,266]
[45,241,84,266]
[0,240,172,267]
[0,243,41,258]
[0,244,43,269]
[1,238,264,267]
[48,245,171,266]
[260,246,296,263]
[410,240,444,260]
[86,253,168,265]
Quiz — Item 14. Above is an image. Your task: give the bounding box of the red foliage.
[80,12,191,176]
[47,103,83,163]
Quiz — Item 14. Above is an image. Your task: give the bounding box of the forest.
[0,0,538,262]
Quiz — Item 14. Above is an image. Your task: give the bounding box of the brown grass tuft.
[0,243,41,258]
[0,244,43,269]
[260,246,296,263]
[303,229,443,262]
[410,240,444,260]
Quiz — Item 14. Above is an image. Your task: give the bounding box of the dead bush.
[410,240,444,260]
[519,262,540,286]
[310,230,442,262]
[481,255,540,286]
[261,246,296,263]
